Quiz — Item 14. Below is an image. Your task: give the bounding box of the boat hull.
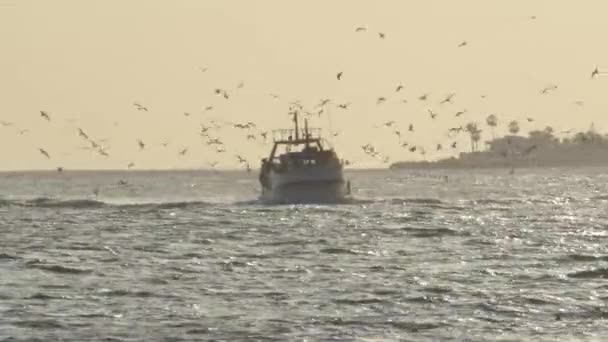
[260,180,349,204]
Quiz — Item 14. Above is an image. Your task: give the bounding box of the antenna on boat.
[304,118,310,149]
[294,111,299,141]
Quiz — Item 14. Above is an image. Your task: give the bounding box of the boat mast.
[294,112,299,141]
[304,118,310,149]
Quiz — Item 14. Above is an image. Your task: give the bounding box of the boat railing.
[272,128,322,142]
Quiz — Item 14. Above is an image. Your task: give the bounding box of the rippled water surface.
[1,168,608,341]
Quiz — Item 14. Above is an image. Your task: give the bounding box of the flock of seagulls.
[1,18,606,172]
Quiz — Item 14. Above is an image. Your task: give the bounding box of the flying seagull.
[591,66,600,79]
[337,72,343,80]
[40,111,51,121]
[39,148,50,159]
[396,84,404,92]
[458,41,467,47]
[355,27,367,32]
[378,32,386,39]
[78,128,89,140]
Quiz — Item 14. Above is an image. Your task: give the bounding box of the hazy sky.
[1,0,607,170]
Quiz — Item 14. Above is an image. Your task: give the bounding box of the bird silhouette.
[355,27,367,32]
[40,111,51,121]
[455,110,467,117]
[133,103,148,111]
[39,148,50,159]
[337,72,343,80]
[427,109,438,119]
[440,93,455,104]
[451,142,457,148]
[179,148,188,156]
[418,94,428,101]
[408,124,414,132]
[378,32,385,39]
[377,97,386,105]
[396,84,404,92]
[78,128,89,140]
[0,121,13,126]
[591,66,600,78]
[137,139,145,150]
[458,41,467,47]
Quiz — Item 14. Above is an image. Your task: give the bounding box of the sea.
[1,167,607,341]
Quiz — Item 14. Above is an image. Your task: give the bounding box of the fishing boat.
[259,113,351,204]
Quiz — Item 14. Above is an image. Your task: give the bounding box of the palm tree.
[486,114,498,139]
[508,120,520,135]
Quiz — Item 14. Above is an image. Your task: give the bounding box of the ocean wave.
[568,268,608,279]
[564,254,608,262]
[0,197,212,210]
[403,227,462,238]
[26,263,93,275]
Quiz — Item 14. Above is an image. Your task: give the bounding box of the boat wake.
[0,197,212,210]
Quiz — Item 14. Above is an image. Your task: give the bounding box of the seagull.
[540,85,558,94]
[408,124,414,132]
[179,148,188,156]
[133,103,148,111]
[378,32,385,39]
[204,106,214,112]
[39,148,50,159]
[355,27,367,32]
[337,72,343,80]
[455,110,467,117]
[236,81,244,89]
[427,109,438,119]
[246,134,256,140]
[127,162,135,169]
[591,66,600,78]
[208,161,218,168]
[183,112,190,117]
[78,128,89,140]
[0,121,13,126]
[396,84,404,92]
[207,138,223,145]
[199,67,208,73]
[527,118,534,122]
[451,142,457,149]
[337,103,350,109]
[376,97,386,105]
[440,93,455,104]
[260,132,268,141]
[383,121,396,127]
[137,139,145,150]
[317,98,331,107]
[40,111,51,121]
[418,93,428,101]
[436,144,443,150]
[458,41,467,47]
[236,155,247,164]
[267,93,280,100]
[19,129,29,135]
[409,146,417,152]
